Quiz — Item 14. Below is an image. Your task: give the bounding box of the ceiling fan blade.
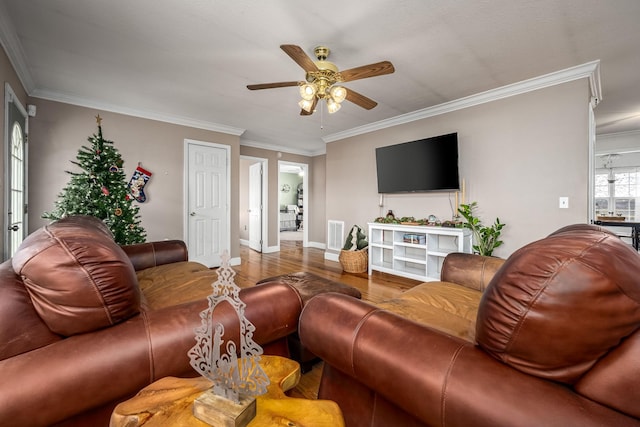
[281,45,319,72]
[345,89,378,110]
[247,81,299,90]
[340,61,395,82]
[300,97,318,116]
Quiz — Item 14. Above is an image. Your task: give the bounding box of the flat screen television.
[375,133,459,193]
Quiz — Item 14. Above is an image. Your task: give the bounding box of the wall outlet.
[559,197,569,209]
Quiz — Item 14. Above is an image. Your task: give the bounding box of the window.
[596,168,640,220]
[10,122,25,257]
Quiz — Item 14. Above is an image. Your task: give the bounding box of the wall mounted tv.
[375,133,459,193]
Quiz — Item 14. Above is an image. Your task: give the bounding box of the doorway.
[240,156,267,253]
[3,83,28,261]
[593,132,640,250]
[184,139,230,267]
[278,161,308,246]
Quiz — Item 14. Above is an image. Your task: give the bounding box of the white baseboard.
[324,251,339,262]
[308,241,326,250]
[263,245,280,253]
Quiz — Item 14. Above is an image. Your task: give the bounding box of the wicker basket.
[339,248,368,273]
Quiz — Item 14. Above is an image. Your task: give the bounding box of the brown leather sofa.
[0,215,303,427]
[299,224,640,426]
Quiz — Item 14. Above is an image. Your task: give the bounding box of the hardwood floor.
[235,240,421,305]
[235,240,423,400]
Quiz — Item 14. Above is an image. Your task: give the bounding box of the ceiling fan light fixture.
[299,98,315,113]
[326,98,341,114]
[299,83,317,100]
[330,85,347,103]
[248,44,394,116]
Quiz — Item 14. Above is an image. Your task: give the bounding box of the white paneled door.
[185,141,229,268]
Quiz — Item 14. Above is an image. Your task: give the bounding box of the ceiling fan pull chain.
[320,101,324,129]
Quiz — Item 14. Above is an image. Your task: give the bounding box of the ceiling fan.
[247,45,395,115]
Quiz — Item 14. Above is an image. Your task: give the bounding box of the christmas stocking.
[127,165,152,202]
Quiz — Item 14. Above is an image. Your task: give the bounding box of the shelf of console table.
[368,222,471,281]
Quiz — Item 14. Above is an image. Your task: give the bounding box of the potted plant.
[458,202,505,256]
[339,225,369,273]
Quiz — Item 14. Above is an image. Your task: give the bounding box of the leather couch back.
[476,224,640,387]
[11,216,141,337]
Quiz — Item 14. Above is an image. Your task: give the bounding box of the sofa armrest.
[0,282,302,427]
[121,240,188,271]
[299,293,639,427]
[0,309,157,426]
[440,252,505,291]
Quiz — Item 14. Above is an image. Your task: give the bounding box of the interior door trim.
[4,82,28,261]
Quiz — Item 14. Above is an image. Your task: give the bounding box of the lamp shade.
[299,99,315,113]
[299,83,317,101]
[330,85,347,103]
[326,98,341,114]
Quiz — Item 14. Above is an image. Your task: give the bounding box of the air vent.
[327,220,344,251]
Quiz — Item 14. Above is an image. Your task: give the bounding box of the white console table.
[368,222,472,282]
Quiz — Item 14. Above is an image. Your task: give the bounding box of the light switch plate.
[559,197,569,209]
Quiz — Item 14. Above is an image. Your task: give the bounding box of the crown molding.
[32,89,245,136]
[597,129,640,140]
[240,138,325,157]
[323,60,602,143]
[0,2,35,93]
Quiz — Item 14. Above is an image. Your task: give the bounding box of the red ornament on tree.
[101,186,109,196]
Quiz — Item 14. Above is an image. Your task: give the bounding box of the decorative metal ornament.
[188,251,269,403]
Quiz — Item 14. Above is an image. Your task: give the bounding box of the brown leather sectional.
[0,215,303,426]
[299,224,640,426]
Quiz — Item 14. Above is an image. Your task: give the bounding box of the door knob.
[8,225,19,231]
[190,212,196,216]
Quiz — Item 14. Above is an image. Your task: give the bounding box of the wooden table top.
[110,355,344,427]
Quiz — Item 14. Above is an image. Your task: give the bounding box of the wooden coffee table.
[110,355,344,427]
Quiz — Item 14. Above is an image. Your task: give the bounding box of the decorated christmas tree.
[43,115,146,244]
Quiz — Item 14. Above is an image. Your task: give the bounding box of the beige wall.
[1,45,28,259]
[27,99,242,258]
[239,157,251,241]
[326,79,591,257]
[310,154,326,246]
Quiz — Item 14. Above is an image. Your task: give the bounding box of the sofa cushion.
[12,216,141,336]
[136,261,231,310]
[476,224,640,384]
[378,281,482,341]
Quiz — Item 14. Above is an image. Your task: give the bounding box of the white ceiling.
[1,0,639,156]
